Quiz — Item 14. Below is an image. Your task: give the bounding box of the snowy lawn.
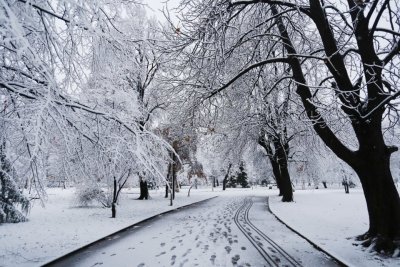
[269,188,399,267]
[0,187,217,267]
[1,186,399,267]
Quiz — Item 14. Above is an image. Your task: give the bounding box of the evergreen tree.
[236,162,249,188]
[226,174,237,188]
[0,142,30,223]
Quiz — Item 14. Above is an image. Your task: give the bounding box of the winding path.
[44,194,340,267]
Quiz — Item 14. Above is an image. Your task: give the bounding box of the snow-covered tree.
[0,0,172,218]
[164,0,400,254]
[0,141,30,223]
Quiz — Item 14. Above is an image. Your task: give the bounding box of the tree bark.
[111,177,117,218]
[111,202,116,218]
[274,139,293,202]
[165,183,169,198]
[350,121,400,252]
[269,156,283,196]
[222,163,232,191]
[138,178,149,200]
[258,133,293,202]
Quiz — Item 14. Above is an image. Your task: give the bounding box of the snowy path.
[234,198,301,266]
[45,195,340,267]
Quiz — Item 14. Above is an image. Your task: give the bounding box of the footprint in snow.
[182,248,191,257]
[271,255,281,263]
[171,255,176,265]
[225,246,232,254]
[179,258,189,267]
[231,254,240,264]
[156,251,166,257]
[160,243,166,247]
[137,264,145,267]
[210,254,216,264]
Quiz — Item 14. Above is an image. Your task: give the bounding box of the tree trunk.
[259,133,293,202]
[172,172,176,200]
[222,163,232,191]
[138,179,149,200]
[111,177,117,218]
[277,162,293,202]
[350,122,400,252]
[188,185,193,197]
[111,202,116,218]
[269,156,283,196]
[165,183,169,198]
[274,139,293,202]
[322,182,327,188]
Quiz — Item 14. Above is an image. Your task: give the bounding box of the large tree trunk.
[351,122,400,252]
[277,162,293,202]
[258,133,293,202]
[269,156,283,196]
[274,140,293,202]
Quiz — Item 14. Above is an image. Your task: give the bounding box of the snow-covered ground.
[0,186,398,267]
[0,187,216,267]
[269,188,399,267]
[50,194,337,267]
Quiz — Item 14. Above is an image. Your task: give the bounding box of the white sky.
[143,0,181,22]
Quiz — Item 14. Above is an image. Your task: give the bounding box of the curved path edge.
[41,196,218,267]
[266,196,351,267]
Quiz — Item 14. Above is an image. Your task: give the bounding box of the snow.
[43,192,338,267]
[0,186,399,267]
[269,188,399,267]
[0,187,216,267]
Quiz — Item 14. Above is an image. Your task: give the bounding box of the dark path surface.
[44,195,341,267]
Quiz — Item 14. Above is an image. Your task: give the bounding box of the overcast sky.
[143,0,180,22]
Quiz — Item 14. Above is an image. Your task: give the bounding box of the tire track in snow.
[234,197,302,267]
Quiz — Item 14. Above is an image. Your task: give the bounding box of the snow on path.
[269,189,399,267]
[46,195,339,267]
[0,187,216,267]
